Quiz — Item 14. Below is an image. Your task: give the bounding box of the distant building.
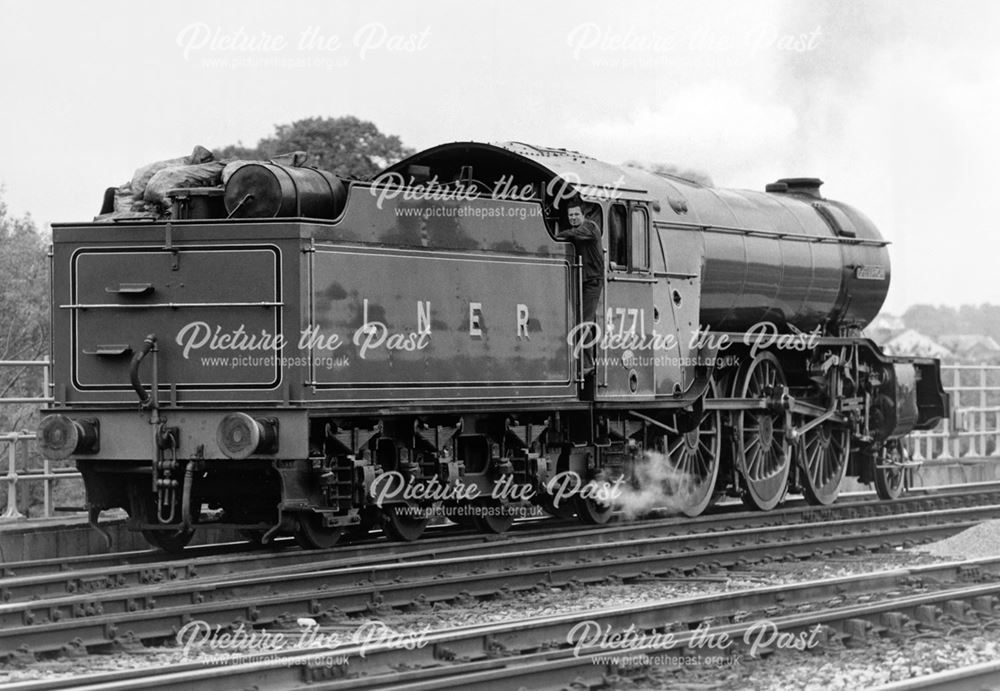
[883,329,953,359]
[937,335,1000,362]
[868,314,906,332]
[864,313,906,345]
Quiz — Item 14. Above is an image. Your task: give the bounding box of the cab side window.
[630,207,649,272]
[586,204,604,233]
[651,225,667,274]
[609,204,628,269]
[608,203,650,273]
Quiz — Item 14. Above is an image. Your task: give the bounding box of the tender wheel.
[734,351,791,511]
[142,528,194,553]
[294,513,343,550]
[536,494,577,520]
[874,439,907,500]
[380,504,429,542]
[660,379,722,517]
[574,494,614,525]
[797,421,850,506]
[472,498,515,534]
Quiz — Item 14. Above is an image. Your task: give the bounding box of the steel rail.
[869,660,1000,691]
[7,556,1000,690]
[6,482,999,603]
[0,503,995,656]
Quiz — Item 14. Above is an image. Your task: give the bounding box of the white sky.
[1,0,998,314]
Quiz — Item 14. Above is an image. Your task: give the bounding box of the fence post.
[953,368,963,459]
[43,451,52,518]
[977,367,987,457]
[2,436,24,519]
[993,410,1000,457]
[938,417,952,460]
[964,367,984,458]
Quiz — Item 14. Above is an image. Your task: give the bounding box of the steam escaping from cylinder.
[611,450,697,521]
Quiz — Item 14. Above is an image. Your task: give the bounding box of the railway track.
[4,482,999,603]
[7,553,1000,690]
[871,660,1000,690]
[13,483,1000,582]
[2,493,997,658]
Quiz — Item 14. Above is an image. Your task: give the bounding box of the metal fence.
[0,359,60,519]
[910,364,1000,462]
[0,360,999,520]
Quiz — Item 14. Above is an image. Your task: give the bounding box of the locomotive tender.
[38,141,949,551]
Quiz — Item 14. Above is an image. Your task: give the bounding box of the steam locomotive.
[37,141,949,551]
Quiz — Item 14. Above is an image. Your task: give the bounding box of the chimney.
[767,177,824,199]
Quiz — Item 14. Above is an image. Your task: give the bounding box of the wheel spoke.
[676,449,693,475]
[814,449,826,484]
[667,438,685,462]
[748,444,763,476]
[770,437,785,470]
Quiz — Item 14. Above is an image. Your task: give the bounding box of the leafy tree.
[215,116,413,180]
[0,192,55,516]
[902,304,958,338]
[901,304,1000,342]
[0,195,48,402]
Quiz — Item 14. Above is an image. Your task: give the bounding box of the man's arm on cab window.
[555,221,598,241]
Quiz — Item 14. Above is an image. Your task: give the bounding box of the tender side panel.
[309,245,575,400]
[71,246,282,391]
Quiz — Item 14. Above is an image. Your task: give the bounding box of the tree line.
[214,115,412,179]
[902,304,1000,343]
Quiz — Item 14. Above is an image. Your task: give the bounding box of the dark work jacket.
[560,219,604,283]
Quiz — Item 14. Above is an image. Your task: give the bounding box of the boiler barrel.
[224,164,347,219]
[687,185,891,333]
